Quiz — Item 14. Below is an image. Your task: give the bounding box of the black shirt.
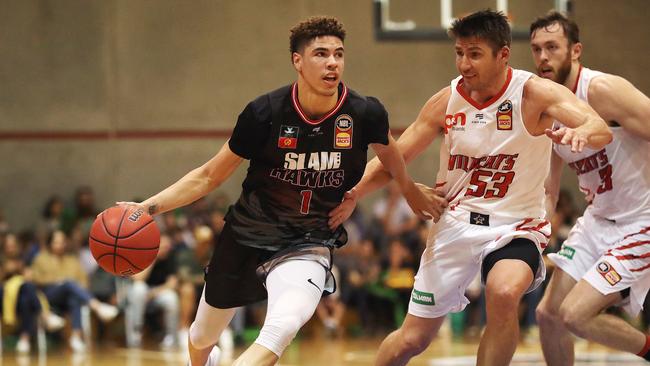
[227,82,389,251]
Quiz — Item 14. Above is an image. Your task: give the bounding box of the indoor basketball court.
[1,0,649,365]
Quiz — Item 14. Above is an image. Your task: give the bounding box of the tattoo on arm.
[148,204,158,215]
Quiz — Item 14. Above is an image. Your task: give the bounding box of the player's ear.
[571,42,582,61]
[292,52,302,72]
[498,46,510,64]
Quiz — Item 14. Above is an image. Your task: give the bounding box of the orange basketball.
[89,206,160,276]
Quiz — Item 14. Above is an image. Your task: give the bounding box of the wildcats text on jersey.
[567,148,609,175]
[448,153,519,173]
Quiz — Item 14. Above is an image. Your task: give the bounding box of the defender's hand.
[403,182,447,222]
[545,127,588,153]
[328,190,358,230]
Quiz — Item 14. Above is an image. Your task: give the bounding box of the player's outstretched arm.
[328,88,450,229]
[371,134,447,222]
[118,141,243,215]
[526,77,612,152]
[587,74,650,142]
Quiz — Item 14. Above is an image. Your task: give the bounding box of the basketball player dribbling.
[119,16,441,366]
[328,10,612,366]
[530,12,650,365]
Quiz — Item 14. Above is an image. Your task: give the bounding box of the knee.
[486,285,522,314]
[535,300,560,327]
[158,289,180,312]
[256,312,307,356]
[189,321,219,350]
[559,304,588,338]
[62,280,80,291]
[398,329,434,356]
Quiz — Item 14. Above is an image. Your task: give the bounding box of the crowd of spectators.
[1,183,647,356]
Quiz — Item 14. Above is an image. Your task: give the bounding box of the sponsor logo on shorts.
[558,245,576,260]
[411,289,435,305]
[596,261,621,286]
[470,212,489,226]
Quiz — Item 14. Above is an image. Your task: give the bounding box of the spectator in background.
[0,233,65,353]
[369,182,420,260]
[125,234,181,349]
[61,186,98,236]
[315,265,346,337]
[39,196,65,234]
[30,230,118,352]
[339,238,383,333]
[0,209,9,236]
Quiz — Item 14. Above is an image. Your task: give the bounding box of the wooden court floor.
[1,331,647,366]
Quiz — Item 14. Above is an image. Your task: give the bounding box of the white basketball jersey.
[436,68,552,222]
[553,67,650,222]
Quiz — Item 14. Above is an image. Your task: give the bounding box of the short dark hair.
[289,16,346,54]
[449,10,511,54]
[530,11,580,45]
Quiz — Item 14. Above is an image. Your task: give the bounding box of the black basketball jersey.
[227,82,389,251]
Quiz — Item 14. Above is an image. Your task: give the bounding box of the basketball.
[89,205,160,276]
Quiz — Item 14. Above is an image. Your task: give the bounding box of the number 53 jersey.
[226,83,389,251]
[436,68,552,222]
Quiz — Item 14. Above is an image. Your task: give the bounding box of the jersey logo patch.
[597,261,621,286]
[496,99,513,131]
[334,114,353,149]
[278,125,299,149]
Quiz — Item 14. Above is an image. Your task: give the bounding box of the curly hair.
[289,16,346,54]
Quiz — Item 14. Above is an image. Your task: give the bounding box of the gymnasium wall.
[1,0,648,230]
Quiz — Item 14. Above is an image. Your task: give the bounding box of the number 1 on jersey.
[300,190,313,215]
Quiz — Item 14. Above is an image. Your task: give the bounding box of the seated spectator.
[61,186,98,236]
[1,233,64,353]
[125,234,180,349]
[30,230,118,352]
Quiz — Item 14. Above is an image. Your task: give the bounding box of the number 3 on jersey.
[465,169,515,198]
[300,190,313,215]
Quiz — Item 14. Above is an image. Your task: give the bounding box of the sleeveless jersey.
[436,68,552,221]
[553,67,650,222]
[226,83,389,250]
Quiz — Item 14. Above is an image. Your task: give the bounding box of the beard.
[538,52,572,85]
[554,54,572,85]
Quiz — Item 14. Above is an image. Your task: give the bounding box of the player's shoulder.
[422,86,451,111]
[244,84,292,121]
[522,75,563,101]
[587,72,632,99]
[345,86,387,116]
